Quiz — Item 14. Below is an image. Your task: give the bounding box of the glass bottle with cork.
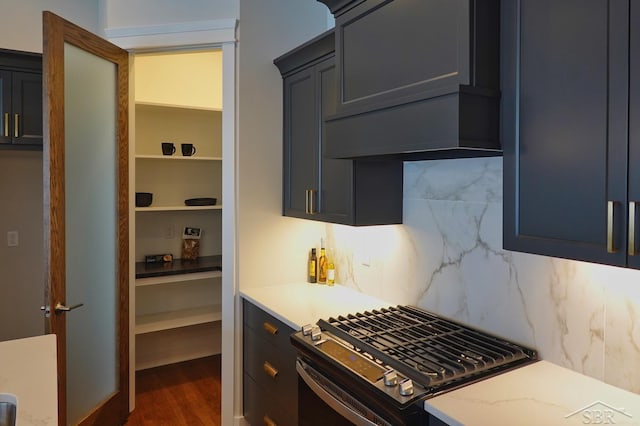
[327,247,335,286]
[318,239,327,284]
[308,248,317,283]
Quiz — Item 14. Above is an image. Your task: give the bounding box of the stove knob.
[302,324,313,336]
[311,325,322,341]
[399,378,414,396]
[383,370,398,386]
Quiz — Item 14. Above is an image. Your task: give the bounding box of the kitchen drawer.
[243,299,296,353]
[243,325,297,411]
[243,373,296,426]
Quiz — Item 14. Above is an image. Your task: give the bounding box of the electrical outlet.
[7,231,18,247]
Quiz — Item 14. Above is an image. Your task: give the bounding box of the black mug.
[181,143,196,156]
[161,142,176,155]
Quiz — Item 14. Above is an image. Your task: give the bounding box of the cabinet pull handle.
[3,113,8,137]
[309,189,316,214]
[630,202,637,256]
[305,189,310,214]
[263,414,277,426]
[607,201,618,253]
[263,361,279,379]
[262,321,278,335]
[14,113,18,138]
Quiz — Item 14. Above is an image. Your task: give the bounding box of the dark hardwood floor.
[125,355,222,426]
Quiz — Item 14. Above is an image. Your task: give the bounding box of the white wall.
[103,0,238,29]
[0,0,101,53]
[237,0,330,292]
[0,0,102,342]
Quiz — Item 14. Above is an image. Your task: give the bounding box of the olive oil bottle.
[318,246,327,284]
[308,248,317,283]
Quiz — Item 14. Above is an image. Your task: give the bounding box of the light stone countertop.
[240,283,392,330]
[240,284,640,425]
[0,334,58,425]
[425,360,640,426]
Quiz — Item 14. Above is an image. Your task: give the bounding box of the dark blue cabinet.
[319,0,501,160]
[276,31,403,226]
[503,0,640,268]
[0,49,42,148]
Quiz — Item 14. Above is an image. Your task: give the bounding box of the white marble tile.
[596,266,640,393]
[403,157,503,202]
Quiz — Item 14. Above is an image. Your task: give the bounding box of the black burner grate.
[318,305,537,389]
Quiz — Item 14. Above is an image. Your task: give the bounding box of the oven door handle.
[296,359,387,426]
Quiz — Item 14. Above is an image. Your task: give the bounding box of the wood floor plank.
[125,355,221,426]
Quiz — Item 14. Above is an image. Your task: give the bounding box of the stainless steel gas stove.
[292,305,538,426]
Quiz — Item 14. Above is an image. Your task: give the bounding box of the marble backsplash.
[322,157,640,394]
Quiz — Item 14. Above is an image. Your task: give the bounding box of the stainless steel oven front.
[297,358,394,426]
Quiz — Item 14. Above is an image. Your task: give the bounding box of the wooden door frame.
[43,11,129,426]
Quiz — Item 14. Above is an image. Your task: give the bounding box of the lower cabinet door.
[244,373,297,426]
[243,326,298,404]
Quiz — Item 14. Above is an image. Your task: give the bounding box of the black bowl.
[135,192,153,207]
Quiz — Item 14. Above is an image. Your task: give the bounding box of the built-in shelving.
[135,100,222,112]
[135,270,222,287]
[133,49,223,370]
[135,205,222,212]
[135,304,222,335]
[135,154,222,161]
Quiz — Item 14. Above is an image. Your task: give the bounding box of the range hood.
[317,0,501,160]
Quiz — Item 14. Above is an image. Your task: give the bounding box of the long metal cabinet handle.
[309,189,316,214]
[607,201,618,253]
[3,113,8,137]
[630,202,637,256]
[305,190,309,214]
[13,114,18,138]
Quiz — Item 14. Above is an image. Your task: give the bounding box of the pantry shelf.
[135,304,223,335]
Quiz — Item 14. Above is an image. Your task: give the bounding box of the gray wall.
[0,0,102,341]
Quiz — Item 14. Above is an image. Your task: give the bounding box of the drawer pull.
[263,321,278,335]
[14,113,18,138]
[3,113,8,137]
[263,414,277,426]
[263,361,279,379]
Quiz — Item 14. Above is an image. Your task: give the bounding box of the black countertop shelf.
[135,255,222,279]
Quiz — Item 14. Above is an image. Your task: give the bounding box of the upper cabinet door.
[283,66,318,218]
[627,2,640,269]
[0,70,10,145]
[12,71,43,145]
[316,58,353,222]
[503,0,629,266]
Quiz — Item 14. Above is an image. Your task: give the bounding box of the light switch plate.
[7,231,18,247]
